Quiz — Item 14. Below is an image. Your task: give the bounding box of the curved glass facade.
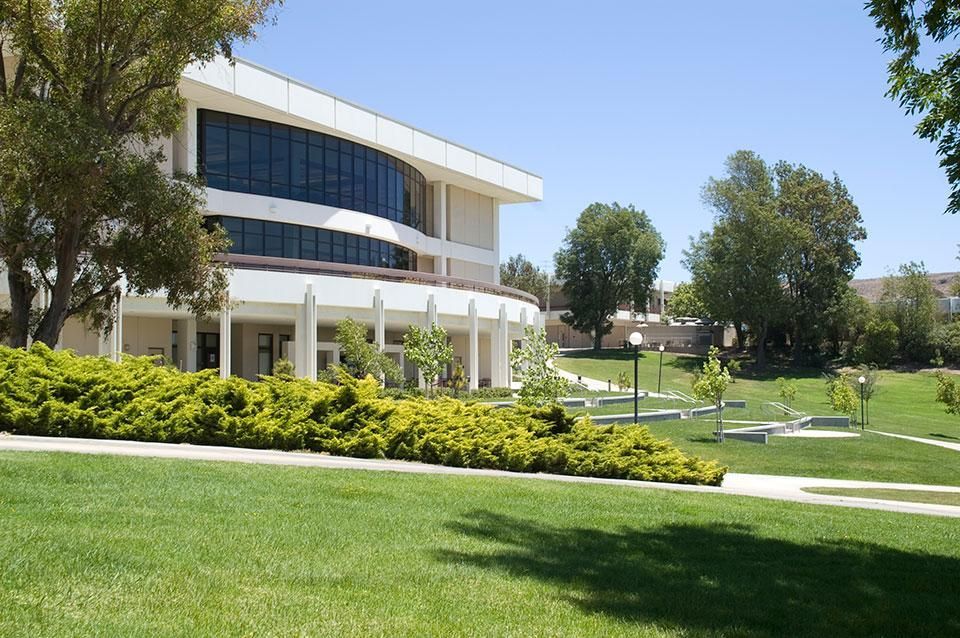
[198,110,428,233]
[208,216,418,271]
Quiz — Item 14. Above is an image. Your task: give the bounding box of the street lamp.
[858,375,866,430]
[657,344,665,395]
[629,331,644,424]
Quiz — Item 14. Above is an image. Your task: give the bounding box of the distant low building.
[540,280,733,353]
[850,272,960,320]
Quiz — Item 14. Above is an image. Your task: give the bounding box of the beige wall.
[447,185,494,250]
[60,317,102,356]
[122,317,173,357]
[235,323,294,379]
[448,258,495,284]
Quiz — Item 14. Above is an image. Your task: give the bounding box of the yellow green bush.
[0,344,726,485]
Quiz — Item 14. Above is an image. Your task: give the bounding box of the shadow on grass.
[929,432,960,441]
[438,510,960,637]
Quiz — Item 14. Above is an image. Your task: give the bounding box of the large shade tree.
[0,0,279,347]
[499,253,549,302]
[868,1,960,215]
[554,202,663,350]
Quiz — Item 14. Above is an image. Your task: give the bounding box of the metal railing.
[216,253,540,305]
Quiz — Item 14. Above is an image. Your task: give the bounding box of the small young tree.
[935,372,960,418]
[271,357,295,378]
[858,365,881,425]
[617,370,631,392]
[826,373,858,425]
[776,376,798,407]
[692,346,731,442]
[335,318,402,385]
[510,326,570,406]
[448,362,467,397]
[403,323,453,397]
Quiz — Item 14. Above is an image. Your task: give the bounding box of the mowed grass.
[557,349,960,485]
[2,452,960,637]
[802,487,960,507]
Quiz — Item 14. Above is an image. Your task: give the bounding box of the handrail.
[216,253,540,305]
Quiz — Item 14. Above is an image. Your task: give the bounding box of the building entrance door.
[197,332,220,370]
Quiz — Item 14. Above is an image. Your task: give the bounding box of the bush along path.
[0,345,725,486]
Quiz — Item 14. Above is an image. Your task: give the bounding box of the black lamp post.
[629,331,644,424]
[858,375,866,430]
[657,344,665,395]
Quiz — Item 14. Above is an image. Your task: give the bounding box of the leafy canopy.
[554,202,663,350]
[510,326,570,407]
[499,254,549,302]
[403,323,453,395]
[0,0,278,347]
[335,318,402,385]
[868,1,960,214]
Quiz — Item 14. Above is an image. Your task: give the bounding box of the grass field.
[802,487,960,507]
[2,452,959,637]
[557,349,960,485]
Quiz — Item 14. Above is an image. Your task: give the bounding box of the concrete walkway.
[2,435,959,518]
[867,429,960,452]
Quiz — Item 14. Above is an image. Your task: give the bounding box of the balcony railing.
[216,253,540,305]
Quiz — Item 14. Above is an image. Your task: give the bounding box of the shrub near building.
[0,345,725,486]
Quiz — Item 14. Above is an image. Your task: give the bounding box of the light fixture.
[628,331,643,346]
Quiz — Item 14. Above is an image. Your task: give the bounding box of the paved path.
[1,435,959,518]
[867,429,960,452]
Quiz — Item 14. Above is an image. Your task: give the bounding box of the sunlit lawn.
[1,452,959,637]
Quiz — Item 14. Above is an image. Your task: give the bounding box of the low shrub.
[0,345,726,486]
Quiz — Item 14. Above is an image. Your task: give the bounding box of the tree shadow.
[929,432,960,441]
[436,510,960,637]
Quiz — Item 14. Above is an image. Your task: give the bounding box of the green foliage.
[826,374,858,421]
[617,370,631,391]
[868,1,960,214]
[823,286,872,358]
[935,372,960,416]
[879,262,939,362]
[448,362,467,396]
[691,347,731,442]
[510,326,570,406]
[0,344,725,486]
[725,358,741,381]
[402,323,453,395]
[667,282,707,319]
[0,0,276,346]
[776,377,798,406]
[554,202,664,350]
[931,321,960,364]
[271,357,295,378]
[856,318,900,367]
[335,318,402,385]
[499,254,549,302]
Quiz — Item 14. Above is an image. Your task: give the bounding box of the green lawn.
[556,349,960,439]
[802,487,960,507]
[557,349,960,485]
[2,452,959,637]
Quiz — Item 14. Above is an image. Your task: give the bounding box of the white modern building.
[36,57,544,388]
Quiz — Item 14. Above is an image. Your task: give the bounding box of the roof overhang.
[181,56,542,204]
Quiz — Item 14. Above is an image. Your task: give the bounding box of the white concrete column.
[305,282,317,381]
[490,323,501,388]
[374,288,385,351]
[499,303,509,387]
[185,102,198,174]
[294,299,305,376]
[178,318,198,372]
[218,305,231,379]
[420,294,438,389]
[432,181,448,275]
[468,298,478,391]
[113,293,124,362]
[492,198,501,285]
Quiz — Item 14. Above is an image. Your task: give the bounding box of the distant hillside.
[851,272,958,303]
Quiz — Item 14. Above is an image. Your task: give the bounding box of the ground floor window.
[197,332,219,370]
[258,333,274,375]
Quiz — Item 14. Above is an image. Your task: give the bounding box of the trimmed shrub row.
[0,345,726,486]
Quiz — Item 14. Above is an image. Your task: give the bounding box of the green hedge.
[0,345,726,485]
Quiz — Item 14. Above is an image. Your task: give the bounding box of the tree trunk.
[733,321,745,352]
[32,219,82,347]
[6,266,35,348]
[755,321,769,368]
[592,323,603,351]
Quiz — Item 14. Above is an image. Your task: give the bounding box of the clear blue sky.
[235,0,956,282]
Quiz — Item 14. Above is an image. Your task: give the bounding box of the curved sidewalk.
[867,429,960,452]
[1,435,958,518]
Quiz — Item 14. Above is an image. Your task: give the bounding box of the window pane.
[265,222,282,237]
[244,219,264,234]
[203,110,228,128]
[203,125,228,175]
[245,233,263,255]
[291,142,308,189]
[340,151,353,208]
[265,234,282,257]
[250,118,270,136]
[353,157,364,203]
[309,146,324,194]
[284,237,299,259]
[250,133,270,182]
[271,136,289,184]
[228,128,249,178]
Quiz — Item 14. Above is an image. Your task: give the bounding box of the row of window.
[208,216,418,271]
[199,110,429,233]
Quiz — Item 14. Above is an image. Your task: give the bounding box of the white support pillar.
[499,303,509,387]
[113,293,124,362]
[468,298,478,391]
[218,305,231,379]
[300,282,317,381]
[490,323,501,388]
[183,318,198,372]
[433,181,448,276]
[520,307,528,336]
[420,294,438,389]
[374,288,385,351]
[659,280,665,317]
[492,198,501,285]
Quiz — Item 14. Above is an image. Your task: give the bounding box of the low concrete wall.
[688,400,746,418]
[806,415,850,428]
[725,400,747,409]
[596,394,646,407]
[724,430,769,443]
[588,410,683,425]
[561,398,588,408]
